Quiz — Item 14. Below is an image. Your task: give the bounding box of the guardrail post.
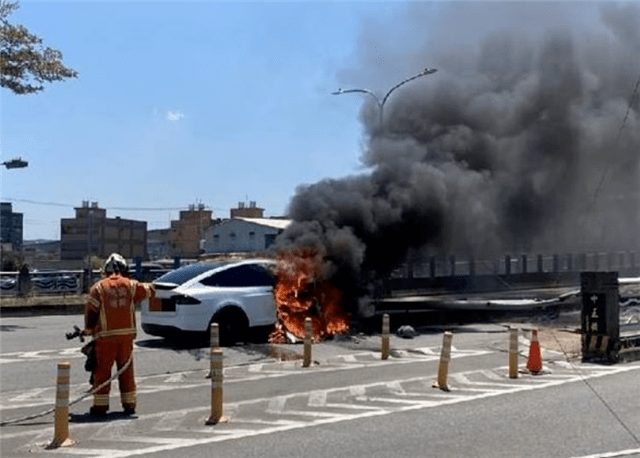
[567,253,573,272]
[205,348,224,425]
[509,327,519,379]
[17,266,31,297]
[134,256,143,281]
[303,317,313,368]
[433,331,453,391]
[504,255,511,275]
[521,255,527,274]
[469,257,475,276]
[579,253,587,271]
[381,314,390,360]
[449,255,456,276]
[82,268,91,293]
[47,360,74,449]
[537,254,543,273]
[553,254,559,272]
[429,257,436,278]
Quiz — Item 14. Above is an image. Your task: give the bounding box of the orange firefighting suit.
[85,273,154,413]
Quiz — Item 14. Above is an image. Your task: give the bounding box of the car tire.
[211,308,249,346]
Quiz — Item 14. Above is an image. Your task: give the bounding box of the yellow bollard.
[206,323,219,379]
[433,331,453,391]
[381,314,390,360]
[509,327,519,379]
[47,360,75,449]
[210,322,220,349]
[205,348,225,425]
[302,317,312,368]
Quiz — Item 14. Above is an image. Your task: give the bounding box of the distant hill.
[24,239,58,246]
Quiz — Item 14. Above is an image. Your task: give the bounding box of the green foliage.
[0,0,78,95]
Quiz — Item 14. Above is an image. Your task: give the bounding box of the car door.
[199,263,277,326]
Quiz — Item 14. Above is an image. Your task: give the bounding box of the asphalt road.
[1,312,639,458]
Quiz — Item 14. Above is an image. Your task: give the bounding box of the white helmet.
[104,253,127,274]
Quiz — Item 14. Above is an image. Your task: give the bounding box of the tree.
[0,0,77,95]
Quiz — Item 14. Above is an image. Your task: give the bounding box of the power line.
[4,198,70,208]
[3,197,226,212]
[589,70,640,207]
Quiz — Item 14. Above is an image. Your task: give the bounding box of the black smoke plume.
[274,3,640,316]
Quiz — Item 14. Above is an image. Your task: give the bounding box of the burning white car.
[141,259,277,345]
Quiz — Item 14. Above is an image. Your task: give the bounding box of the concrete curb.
[0,295,86,317]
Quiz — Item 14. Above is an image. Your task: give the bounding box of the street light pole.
[333,67,437,128]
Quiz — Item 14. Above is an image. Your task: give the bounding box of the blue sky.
[2,1,419,240]
[4,1,627,246]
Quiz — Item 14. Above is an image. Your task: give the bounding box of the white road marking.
[387,381,406,395]
[273,409,338,418]
[0,347,150,364]
[340,354,358,362]
[163,373,186,383]
[10,387,49,402]
[0,346,491,410]
[450,372,537,389]
[349,385,366,396]
[41,448,127,456]
[480,368,510,380]
[358,396,423,405]
[266,396,287,413]
[323,402,382,411]
[569,448,640,458]
[4,363,639,458]
[153,410,188,431]
[231,417,302,426]
[412,347,438,355]
[307,390,327,407]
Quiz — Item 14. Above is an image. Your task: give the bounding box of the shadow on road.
[70,412,137,423]
[0,324,34,332]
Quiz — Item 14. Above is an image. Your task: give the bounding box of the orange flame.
[269,249,350,343]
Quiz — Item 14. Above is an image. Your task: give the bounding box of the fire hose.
[0,329,133,427]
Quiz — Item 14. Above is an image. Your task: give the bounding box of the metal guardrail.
[2,251,638,298]
[0,269,171,297]
[390,252,639,279]
[1,271,85,296]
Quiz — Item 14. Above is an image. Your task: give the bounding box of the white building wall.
[204,218,288,254]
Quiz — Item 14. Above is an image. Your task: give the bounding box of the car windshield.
[154,262,229,285]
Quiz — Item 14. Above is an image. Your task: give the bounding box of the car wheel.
[211,308,249,346]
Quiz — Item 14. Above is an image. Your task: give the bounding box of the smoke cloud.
[274,2,640,314]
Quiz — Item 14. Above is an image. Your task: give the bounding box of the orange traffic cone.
[526,328,543,374]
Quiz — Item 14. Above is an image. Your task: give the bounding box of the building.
[203,217,291,255]
[169,204,217,258]
[1,202,23,251]
[60,201,147,261]
[23,239,60,267]
[147,228,171,260]
[230,201,264,219]
[0,202,24,269]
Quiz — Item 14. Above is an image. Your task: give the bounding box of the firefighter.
[84,253,155,417]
